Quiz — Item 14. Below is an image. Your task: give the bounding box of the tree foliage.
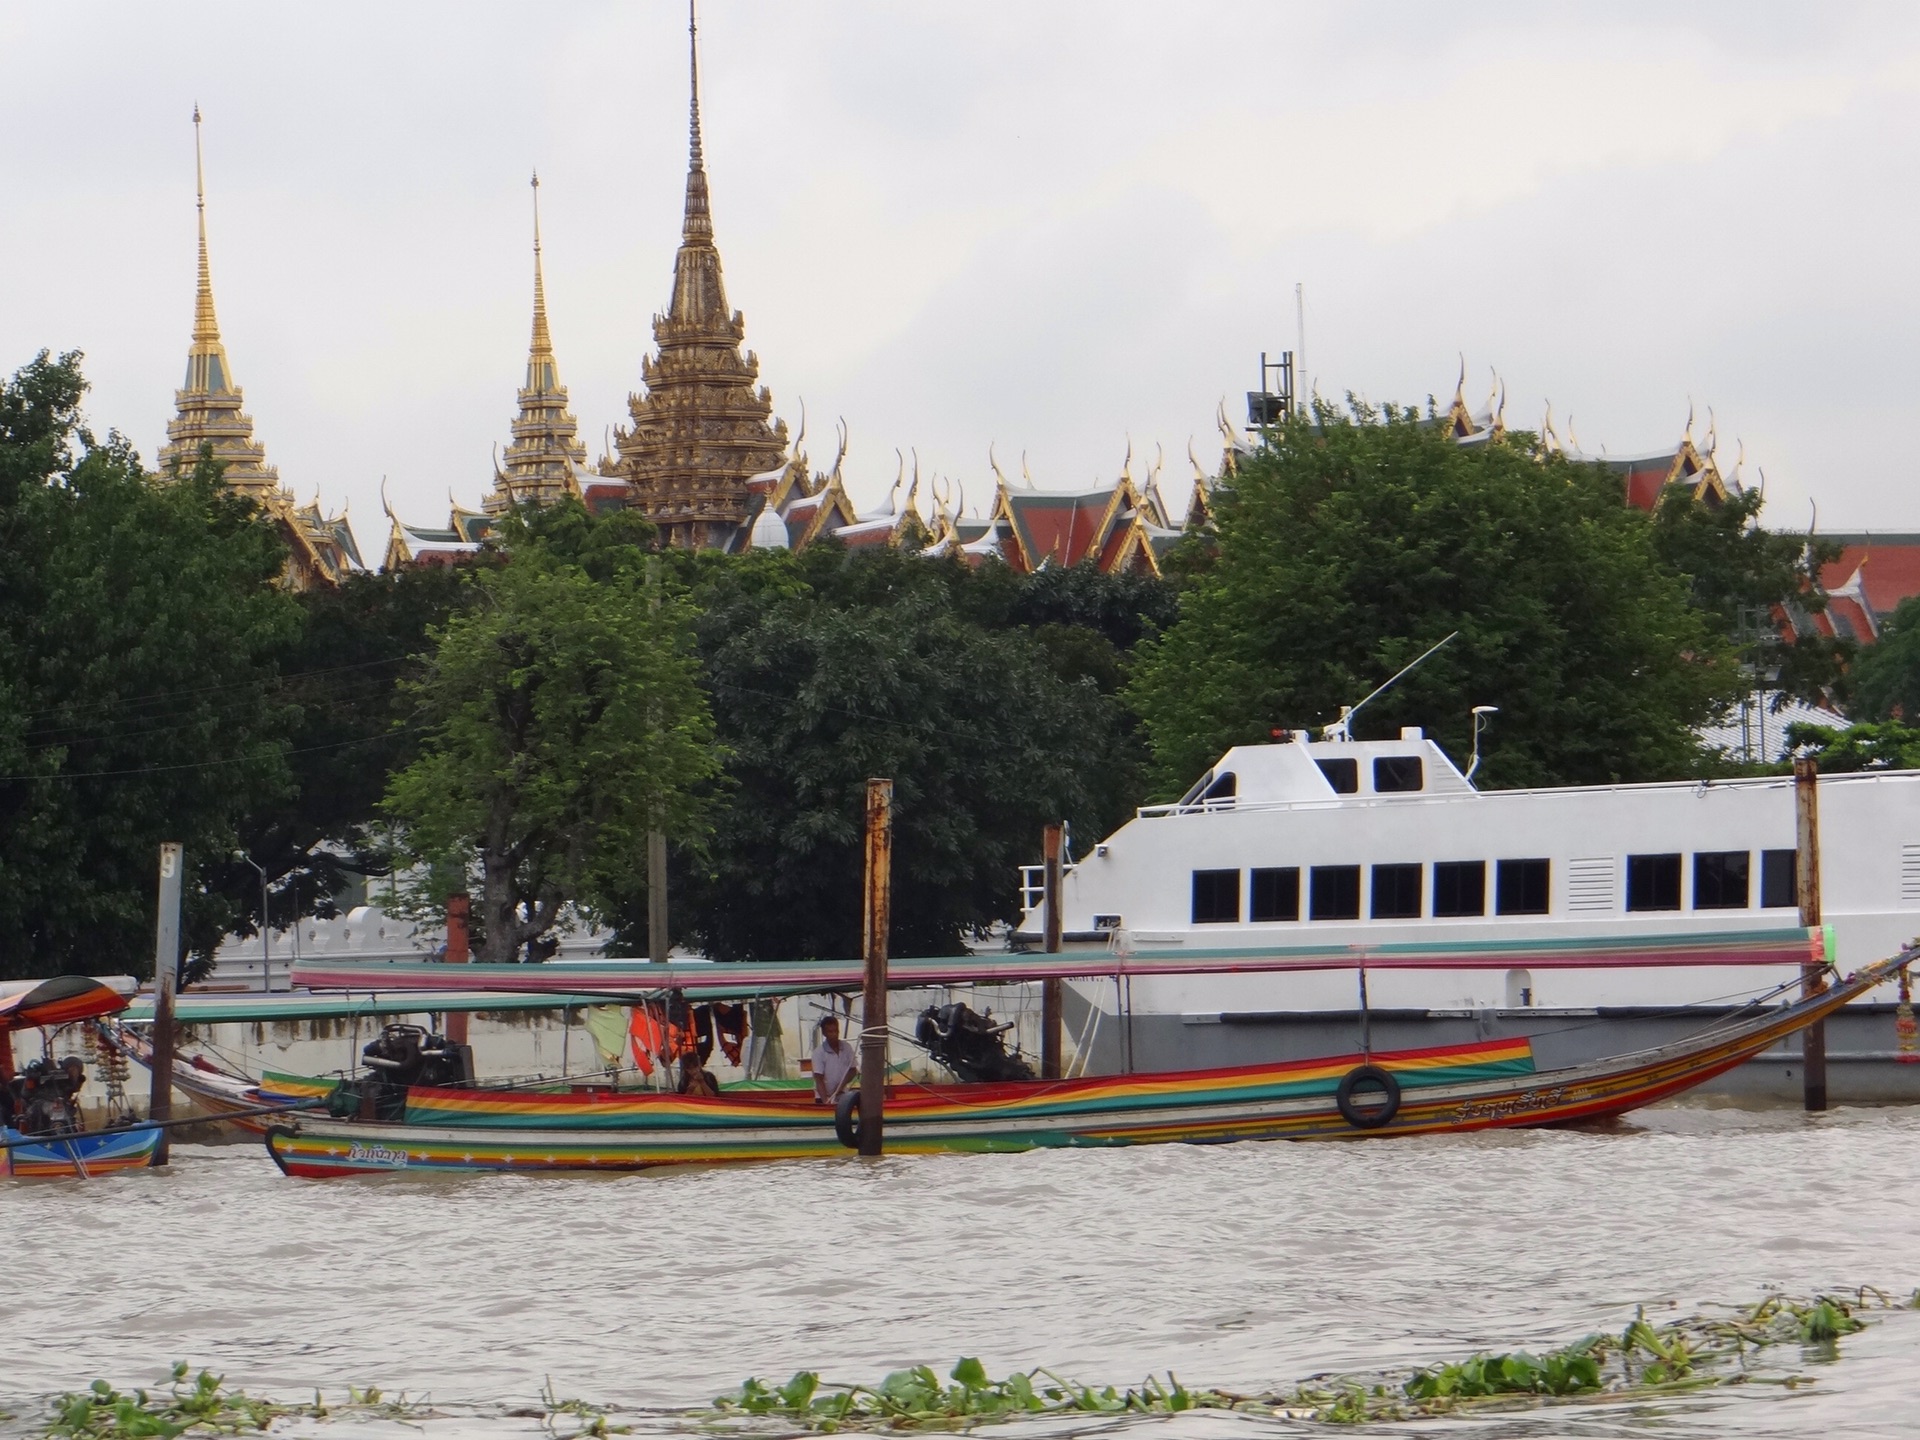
[1126,402,1746,795]
[0,351,300,979]
[382,504,717,962]
[1840,595,1920,722]
[1784,718,1920,772]
[655,545,1139,960]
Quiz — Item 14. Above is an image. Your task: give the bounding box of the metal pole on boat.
[1041,822,1064,1079]
[148,842,183,1166]
[444,893,471,1048]
[859,778,893,1156]
[1794,757,1828,1112]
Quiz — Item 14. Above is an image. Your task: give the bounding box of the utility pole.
[1795,757,1828,1111]
[148,842,184,1166]
[647,552,670,964]
[1041,822,1064,1079]
[858,778,893,1156]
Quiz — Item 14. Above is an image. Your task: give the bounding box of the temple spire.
[528,170,554,380]
[681,0,712,245]
[192,103,220,345]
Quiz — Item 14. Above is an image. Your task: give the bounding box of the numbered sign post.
[148,842,183,1165]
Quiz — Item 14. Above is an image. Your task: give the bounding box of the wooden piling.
[859,778,893,1156]
[1794,756,1828,1112]
[647,828,670,963]
[443,893,471,1046]
[1041,822,1064,1080]
[148,842,184,1166]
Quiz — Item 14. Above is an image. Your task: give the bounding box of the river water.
[4,1103,1918,1438]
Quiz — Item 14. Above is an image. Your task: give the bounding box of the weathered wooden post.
[1794,756,1828,1112]
[1041,822,1064,1080]
[148,842,183,1166]
[443,893,471,1046]
[859,778,893,1157]
[646,552,670,967]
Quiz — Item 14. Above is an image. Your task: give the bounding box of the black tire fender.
[1335,1064,1401,1129]
[833,1089,861,1150]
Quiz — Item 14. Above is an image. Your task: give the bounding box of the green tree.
[1841,595,1920,722]
[1784,719,1920,771]
[382,506,717,963]
[658,544,1127,961]
[1648,484,1848,705]
[1126,401,1745,795]
[0,351,301,979]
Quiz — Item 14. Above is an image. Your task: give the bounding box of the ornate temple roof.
[483,172,590,516]
[156,107,360,591]
[606,3,789,549]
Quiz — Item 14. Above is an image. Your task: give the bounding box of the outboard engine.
[332,1023,474,1120]
[9,1055,86,1136]
[914,1003,1037,1083]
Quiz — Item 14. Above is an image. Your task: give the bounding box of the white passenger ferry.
[1017,729,1920,1100]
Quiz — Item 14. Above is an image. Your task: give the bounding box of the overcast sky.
[5,2,1918,549]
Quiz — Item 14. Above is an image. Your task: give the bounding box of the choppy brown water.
[5,1104,1919,1438]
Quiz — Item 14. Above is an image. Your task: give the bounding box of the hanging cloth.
[628,1003,668,1075]
[711,1002,747,1066]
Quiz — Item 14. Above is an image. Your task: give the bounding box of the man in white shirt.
[811,1014,859,1104]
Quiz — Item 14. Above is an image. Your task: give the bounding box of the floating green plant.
[702,1289,1913,1430]
[41,1364,429,1440]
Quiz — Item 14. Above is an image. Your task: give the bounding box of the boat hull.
[263,964,1887,1177]
[2,1123,161,1178]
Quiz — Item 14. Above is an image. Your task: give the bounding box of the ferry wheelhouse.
[1015,730,1920,1097]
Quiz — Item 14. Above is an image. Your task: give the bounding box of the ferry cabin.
[1019,731,1920,1094]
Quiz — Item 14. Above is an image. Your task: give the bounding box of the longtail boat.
[259,932,1909,1178]
[2,976,160,1178]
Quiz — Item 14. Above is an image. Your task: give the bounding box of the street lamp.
[1466,705,1499,785]
[234,851,272,993]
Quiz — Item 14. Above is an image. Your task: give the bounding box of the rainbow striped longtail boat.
[262,943,1911,1178]
[3,976,160,1179]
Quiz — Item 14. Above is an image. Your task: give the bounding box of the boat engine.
[5,1056,86,1136]
[329,1024,475,1121]
[914,1002,1036,1083]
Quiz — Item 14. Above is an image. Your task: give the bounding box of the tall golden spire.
[485,169,587,514]
[611,0,788,549]
[158,103,281,500]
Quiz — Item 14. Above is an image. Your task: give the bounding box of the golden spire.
[682,0,712,246]
[527,170,555,389]
[192,103,220,346]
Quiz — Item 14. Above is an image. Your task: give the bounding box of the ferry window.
[1191,869,1240,924]
[1626,853,1682,912]
[1316,757,1359,794]
[1496,858,1550,916]
[1309,865,1362,920]
[1433,860,1487,917]
[1760,849,1798,909]
[1250,867,1301,922]
[1374,756,1424,793]
[1200,771,1237,805]
[1371,863,1422,919]
[1694,851,1750,910]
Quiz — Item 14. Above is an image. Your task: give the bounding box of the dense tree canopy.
[1126,403,1747,796]
[0,352,300,979]
[382,506,717,963]
[652,544,1142,961]
[1840,595,1920,722]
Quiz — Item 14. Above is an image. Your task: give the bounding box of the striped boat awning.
[286,927,1830,1002]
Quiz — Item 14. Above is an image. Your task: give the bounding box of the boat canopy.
[0,975,138,1032]
[117,989,620,1026]
[287,927,1830,1001]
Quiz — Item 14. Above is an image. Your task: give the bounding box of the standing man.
[811,1013,858,1105]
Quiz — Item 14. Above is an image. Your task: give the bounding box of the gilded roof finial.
[681,0,712,243]
[192,103,219,346]
[529,170,554,368]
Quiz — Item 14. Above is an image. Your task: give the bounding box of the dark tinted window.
[1316,758,1358,794]
[1626,853,1682,912]
[1371,863,1422,919]
[1694,851,1750,909]
[1250,867,1300,922]
[1200,771,1237,805]
[1373,756,1424,792]
[1191,869,1240,924]
[1496,858,1550,916]
[1433,860,1487,917]
[1761,849,1798,909]
[1309,865,1361,920]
